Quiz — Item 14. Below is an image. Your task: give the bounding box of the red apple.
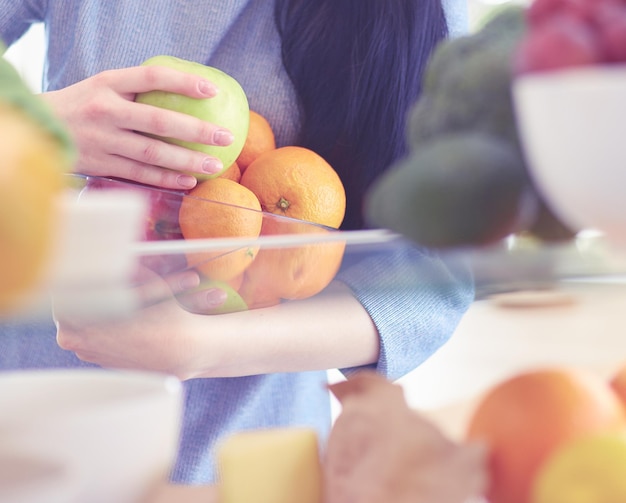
[81,177,184,242]
[80,177,188,276]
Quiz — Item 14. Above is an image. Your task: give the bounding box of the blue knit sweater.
[0,0,472,484]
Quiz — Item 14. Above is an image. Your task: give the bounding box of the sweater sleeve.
[0,0,45,47]
[335,237,475,381]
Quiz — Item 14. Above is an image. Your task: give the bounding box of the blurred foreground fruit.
[240,146,346,229]
[466,367,626,503]
[179,178,262,281]
[0,53,74,313]
[531,430,626,503]
[135,55,250,179]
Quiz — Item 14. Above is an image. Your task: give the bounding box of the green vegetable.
[0,44,75,168]
[365,5,576,248]
[410,5,527,150]
[365,132,532,248]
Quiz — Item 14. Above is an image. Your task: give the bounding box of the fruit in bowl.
[513,66,626,243]
[512,0,626,245]
[82,176,184,242]
[76,141,347,314]
[514,0,626,75]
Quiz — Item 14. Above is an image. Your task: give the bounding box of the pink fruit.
[81,177,184,242]
[527,0,626,28]
[597,9,626,61]
[527,0,571,27]
[81,177,188,276]
[513,15,603,74]
[142,189,184,242]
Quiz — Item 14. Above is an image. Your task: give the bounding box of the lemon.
[532,430,626,503]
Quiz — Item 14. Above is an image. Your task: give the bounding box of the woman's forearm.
[56,280,379,380]
[190,281,379,378]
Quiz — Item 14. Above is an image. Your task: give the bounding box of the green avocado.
[365,132,533,249]
[394,5,575,245]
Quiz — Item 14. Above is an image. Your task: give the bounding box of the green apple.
[179,279,249,315]
[135,55,250,179]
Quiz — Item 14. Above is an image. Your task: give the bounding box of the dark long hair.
[275,0,449,230]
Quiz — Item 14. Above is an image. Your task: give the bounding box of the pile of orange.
[465,365,626,503]
[177,109,347,311]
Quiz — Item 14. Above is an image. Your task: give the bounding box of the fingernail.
[198,79,218,97]
[205,288,228,309]
[177,175,197,189]
[180,272,200,291]
[213,129,234,146]
[202,158,223,174]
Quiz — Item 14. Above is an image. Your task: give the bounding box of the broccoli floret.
[409,5,527,150]
[478,3,526,37]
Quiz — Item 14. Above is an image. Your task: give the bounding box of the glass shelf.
[5,175,626,324]
[12,227,626,323]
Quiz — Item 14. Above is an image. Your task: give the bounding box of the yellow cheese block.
[217,427,322,503]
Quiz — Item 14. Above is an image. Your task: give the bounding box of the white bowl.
[0,368,183,503]
[513,66,626,246]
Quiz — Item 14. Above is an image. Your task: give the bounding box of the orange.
[0,103,66,313]
[243,220,346,301]
[237,270,282,310]
[240,146,346,229]
[179,178,263,281]
[236,110,276,173]
[218,161,242,183]
[466,367,626,503]
[227,271,244,291]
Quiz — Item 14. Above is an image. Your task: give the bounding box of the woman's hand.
[54,267,230,380]
[54,280,379,381]
[41,65,234,190]
[325,372,487,503]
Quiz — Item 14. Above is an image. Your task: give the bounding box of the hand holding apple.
[136,55,250,180]
[41,63,238,189]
